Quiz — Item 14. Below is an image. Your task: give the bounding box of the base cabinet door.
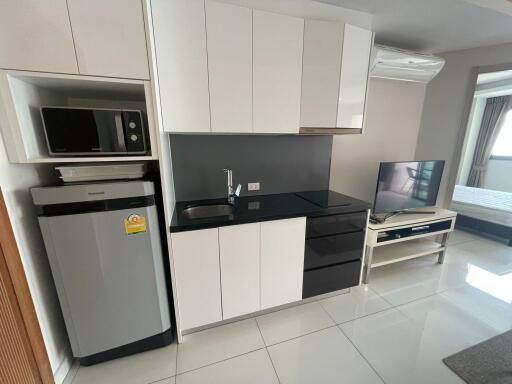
[260,217,306,309]
[171,228,222,330]
[219,223,260,319]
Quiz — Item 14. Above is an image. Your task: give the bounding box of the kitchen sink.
[182,204,234,219]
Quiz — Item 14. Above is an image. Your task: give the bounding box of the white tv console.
[363,208,457,283]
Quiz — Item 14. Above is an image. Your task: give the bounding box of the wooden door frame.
[0,188,53,384]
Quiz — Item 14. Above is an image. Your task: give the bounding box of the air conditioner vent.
[370,45,445,83]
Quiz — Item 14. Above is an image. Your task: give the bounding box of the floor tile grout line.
[316,290,399,329]
[254,317,281,384]
[148,374,176,384]
[337,325,388,384]
[335,305,399,326]
[265,324,340,348]
[175,346,267,377]
[263,347,281,384]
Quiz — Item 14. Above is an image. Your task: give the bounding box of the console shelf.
[371,238,446,268]
[363,208,457,283]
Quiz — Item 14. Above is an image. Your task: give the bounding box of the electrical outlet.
[247,182,260,191]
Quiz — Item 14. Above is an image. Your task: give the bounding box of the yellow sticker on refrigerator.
[124,214,147,235]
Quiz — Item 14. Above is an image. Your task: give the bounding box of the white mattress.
[451,185,512,226]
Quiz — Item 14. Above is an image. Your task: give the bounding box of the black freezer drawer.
[302,260,361,299]
[306,212,367,238]
[304,231,364,270]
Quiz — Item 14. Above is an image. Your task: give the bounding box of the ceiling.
[315,0,512,53]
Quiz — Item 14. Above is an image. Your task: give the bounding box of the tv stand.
[371,210,437,224]
[363,208,457,284]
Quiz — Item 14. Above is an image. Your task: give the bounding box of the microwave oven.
[41,107,148,156]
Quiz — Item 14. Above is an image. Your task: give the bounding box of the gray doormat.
[443,329,512,384]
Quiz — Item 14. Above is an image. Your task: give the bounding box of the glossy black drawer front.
[302,260,361,299]
[306,211,367,238]
[304,231,364,270]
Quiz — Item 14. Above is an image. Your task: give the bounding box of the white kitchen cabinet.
[171,228,222,330]
[0,0,78,74]
[300,20,343,128]
[151,0,211,132]
[253,10,304,134]
[67,0,149,79]
[206,1,252,133]
[336,24,373,129]
[260,217,306,309]
[219,223,260,319]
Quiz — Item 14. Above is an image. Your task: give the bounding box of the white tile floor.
[68,229,512,384]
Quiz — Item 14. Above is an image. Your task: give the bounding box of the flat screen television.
[372,160,445,214]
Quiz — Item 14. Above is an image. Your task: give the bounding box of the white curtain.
[467,95,511,188]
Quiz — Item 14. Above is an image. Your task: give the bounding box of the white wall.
[0,133,71,382]
[329,78,427,203]
[484,159,512,192]
[415,42,512,206]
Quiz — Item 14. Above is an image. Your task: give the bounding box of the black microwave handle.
[114,111,127,152]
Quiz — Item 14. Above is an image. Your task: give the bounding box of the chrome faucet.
[223,167,241,204]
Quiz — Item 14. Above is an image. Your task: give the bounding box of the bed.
[451,185,512,246]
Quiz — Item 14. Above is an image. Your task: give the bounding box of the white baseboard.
[53,349,76,384]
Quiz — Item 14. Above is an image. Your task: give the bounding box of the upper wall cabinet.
[0,0,78,74]
[300,20,343,128]
[0,0,150,80]
[67,0,150,80]
[337,24,373,129]
[253,10,304,134]
[300,22,373,132]
[206,1,252,133]
[152,0,211,133]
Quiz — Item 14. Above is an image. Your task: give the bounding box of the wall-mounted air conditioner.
[370,45,445,83]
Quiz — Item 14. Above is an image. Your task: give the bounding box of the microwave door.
[43,109,121,155]
[43,109,100,154]
[94,111,124,153]
[114,111,128,153]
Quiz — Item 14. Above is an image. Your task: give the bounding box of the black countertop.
[170,190,371,233]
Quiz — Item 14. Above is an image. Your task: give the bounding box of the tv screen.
[373,160,445,214]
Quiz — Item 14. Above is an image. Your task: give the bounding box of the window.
[491,110,512,158]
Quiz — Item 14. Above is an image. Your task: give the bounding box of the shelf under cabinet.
[31,155,157,163]
[371,238,445,268]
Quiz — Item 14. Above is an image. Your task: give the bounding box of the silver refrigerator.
[32,180,171,365]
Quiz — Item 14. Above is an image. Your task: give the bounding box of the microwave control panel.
[123,111,146,153]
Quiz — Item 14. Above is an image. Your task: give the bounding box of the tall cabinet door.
[219,223,260,319]
[253,10,304,134]
[260,217,306,309]
[67,0,150,79]
[0,0,78,74]
[206,1,252,133]
[151,0,211,132]
[336,24,373,129]
[300,20,344,128]
[171,228,222,330]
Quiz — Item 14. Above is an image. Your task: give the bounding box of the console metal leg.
[437,233,449,264]
[363,246,374,284]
